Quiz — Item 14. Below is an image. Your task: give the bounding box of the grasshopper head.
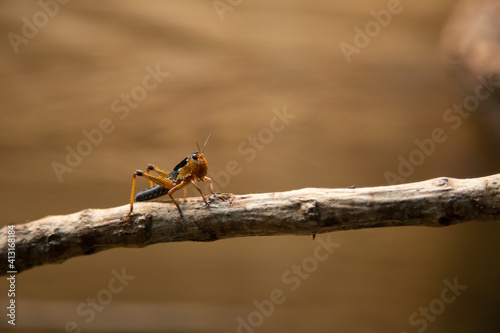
[188,152,208,179]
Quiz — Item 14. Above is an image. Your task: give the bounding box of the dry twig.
[1,174,499,275]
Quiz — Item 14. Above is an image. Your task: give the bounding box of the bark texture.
[1,174,499,275]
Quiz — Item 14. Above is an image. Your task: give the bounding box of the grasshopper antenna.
[198,134,211,153]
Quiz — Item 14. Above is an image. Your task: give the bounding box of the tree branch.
[1,174,499,275]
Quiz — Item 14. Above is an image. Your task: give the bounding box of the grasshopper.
[124,135,214,218]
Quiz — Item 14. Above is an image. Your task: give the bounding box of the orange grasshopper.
[124,135,214,218]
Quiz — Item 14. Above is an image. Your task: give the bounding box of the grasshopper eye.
[191,153,198,160]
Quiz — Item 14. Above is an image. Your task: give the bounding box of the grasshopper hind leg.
[123,170,176,218]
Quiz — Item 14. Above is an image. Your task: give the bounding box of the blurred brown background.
[1,0,499,332]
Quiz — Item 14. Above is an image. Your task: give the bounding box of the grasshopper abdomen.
[135,185,170,202]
